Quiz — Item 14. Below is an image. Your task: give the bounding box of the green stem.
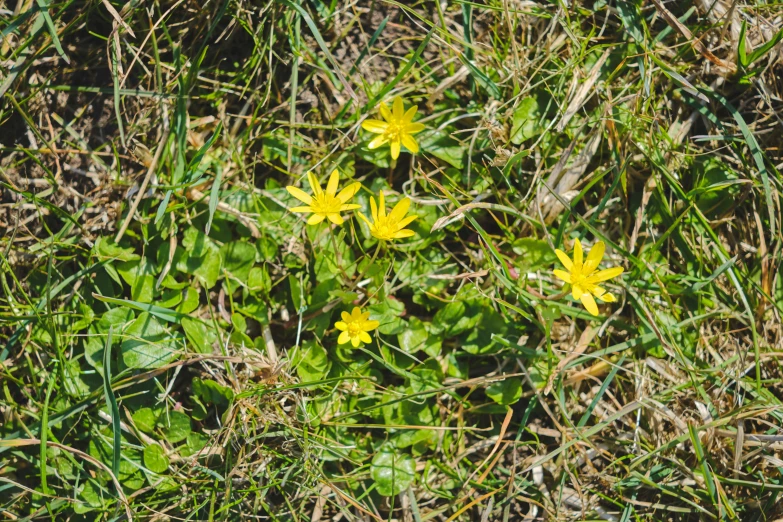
[347,241,383,293]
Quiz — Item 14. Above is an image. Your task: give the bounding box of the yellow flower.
[335,307,380,347]
[552,239,624,316]
[357,190,417,241]
[361,96,425,160]
[286,169,361,225]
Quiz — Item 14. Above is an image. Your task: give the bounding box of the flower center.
[373,216,399,240]
[384,123,404,141]
[310,193,341,214]
[570,271,596,293]
[347,321,362,337]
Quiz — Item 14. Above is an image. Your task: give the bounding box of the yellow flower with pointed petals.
[286,169,361,225]
[335,307,380,347]
[552,239,624,316]
[357,190,417,241]
[361,96,425,160]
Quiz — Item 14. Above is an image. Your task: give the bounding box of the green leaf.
[418,129,464,169]
[369,298,405,335]
[398,317,428,353]
[188,253,221,289]
[409,359,444,393]
[433,301,481,337]
[192,377,234,412]
[117,258,155,303]
[143,443,169,473]
[120,312,179,369]
[182,432,209,457]
[76,481,104,512]
[159,411,191,444]
[738,21,749,68]
[746,23,783,66]
[248,266,269,293]
[181,316,217,354]
[290,340,331,381]
[486,378,522,406]
[176,287,200,314]
[220,240,256,281]
[94,237,139,262]
[84,307,135,370]
[371,449,416,497]
[132,408,159,434]
[512,238,557,272]
[510,94,547,144]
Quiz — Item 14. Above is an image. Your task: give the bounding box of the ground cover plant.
[2,0,783,520]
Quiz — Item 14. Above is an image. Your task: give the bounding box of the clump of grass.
[2,0,783,520]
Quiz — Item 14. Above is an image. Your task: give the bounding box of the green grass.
[2,0,783,520]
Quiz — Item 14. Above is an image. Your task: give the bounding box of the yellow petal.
[389,197,410,222]
[326,169,340,197]
[351,307,363,319]
[357,211,373,228]
[334,321,348,331]
[359,331,372,344]
[580,292,599,316]
[327,213,343,225]
[362,320,380,331]
[378,191,386,219]
[396,215,417,229]
[289,206,313,213]
[392,96,404,120]
[379,102,392,122]
[362,119,389,134]
[360,311,370,321]
[555,249,573,271]
[351,336,361,348]
[370,196,378,222]
[404,122,426,134]
[571,284,584,300]
[340,203,360,211]
[392,229,415,239]
[401,133,419,154]
[368,134,389,149]
[307,213,325,225]
[552,269,571,283]
[341,311,351,322]
[587,266,624,283]
[338,331,351,344]
[595,289,616,303]
[583,241,605,273]
[573,238,583,269]
[336,182,361,204]
[307,172,322,196]
[402,105,418,123]
[390,139,401,160]
[286,186,313,205]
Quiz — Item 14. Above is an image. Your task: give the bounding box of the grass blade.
[35,0,69,64]
[103,326,121,481]
[111,32,125,147]
[701,88,778,235]
[91,293,186,324]
[366,29,433,109]
[275,0,357,103]
[349,16,388,75]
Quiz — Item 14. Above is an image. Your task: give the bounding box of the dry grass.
[2,0,783,520]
